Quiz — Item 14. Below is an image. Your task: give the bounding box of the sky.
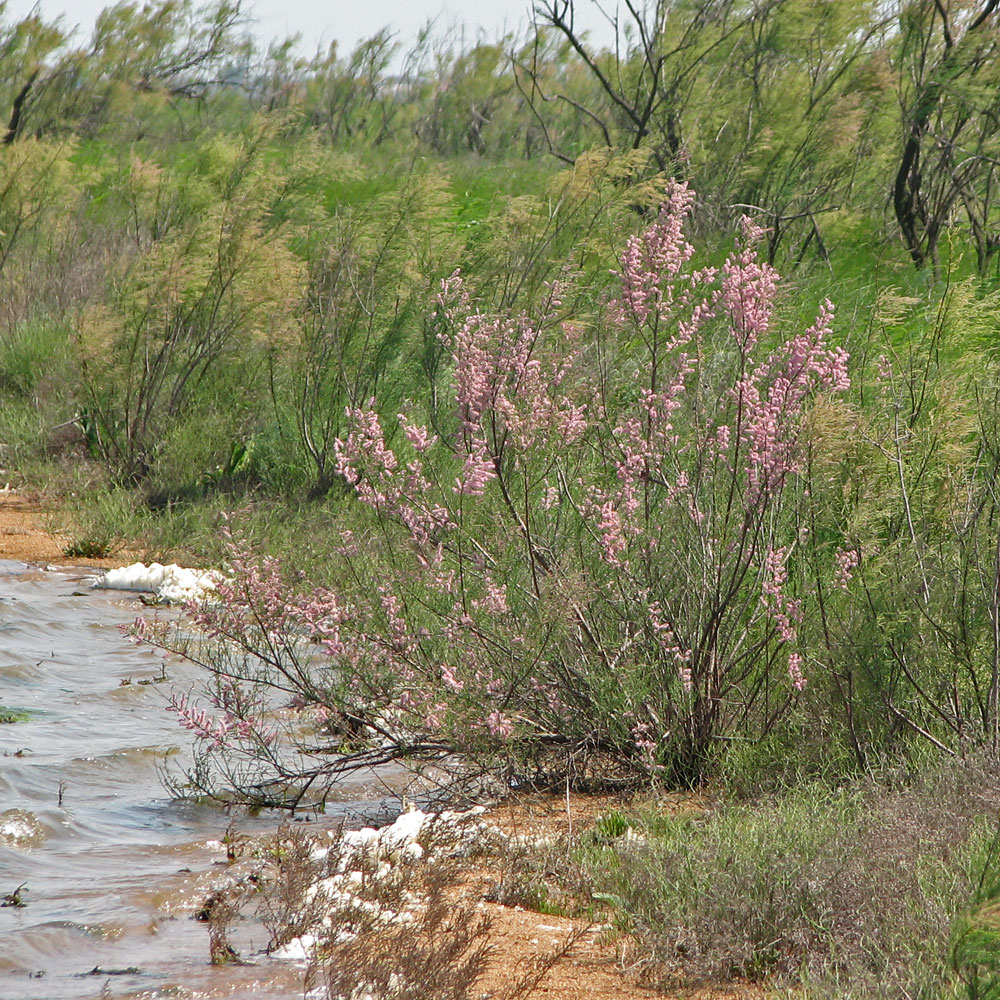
[2,0,618,58]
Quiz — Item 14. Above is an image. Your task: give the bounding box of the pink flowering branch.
[133,182,860,802]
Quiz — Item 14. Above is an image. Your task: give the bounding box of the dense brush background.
[10,2,1000,995]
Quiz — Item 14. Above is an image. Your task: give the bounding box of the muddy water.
[0,560,392,1000]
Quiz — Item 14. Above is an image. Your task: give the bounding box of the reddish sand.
[0,488,134,569]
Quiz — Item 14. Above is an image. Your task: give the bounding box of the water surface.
[0,560,387,1000]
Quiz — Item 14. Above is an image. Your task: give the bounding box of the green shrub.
[952,819,1000,1000]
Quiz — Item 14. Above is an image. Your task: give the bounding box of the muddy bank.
[0,490,131,570]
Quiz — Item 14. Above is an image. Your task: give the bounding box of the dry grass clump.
[320,870,493,1000]
[574,754,1000,997]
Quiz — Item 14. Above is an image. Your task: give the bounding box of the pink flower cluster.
[444,295,591,465]
[761,547,807,689]
[613,181,698,327]
[834,546,860,590]
[718,217,778,350]
[734,299,850,495]
[333,405,453,545]
[168,691,274,750]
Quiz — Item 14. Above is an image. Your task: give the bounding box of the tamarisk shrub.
[145,182,851,806]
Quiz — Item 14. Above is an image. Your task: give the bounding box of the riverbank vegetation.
[6,0,1000,995]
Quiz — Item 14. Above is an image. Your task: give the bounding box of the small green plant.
[59,482,153,560]
[0,706,29,724]
[486,875,564,916]
[64,538,115,559]
[593,810,630,841]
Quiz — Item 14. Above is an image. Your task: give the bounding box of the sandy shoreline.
[0,488,131,569]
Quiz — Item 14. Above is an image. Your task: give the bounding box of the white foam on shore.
[271,805,502,968]
[271,932,318,962]
[90,561,224,604]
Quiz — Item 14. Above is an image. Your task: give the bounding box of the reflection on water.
[0,559,387,1000]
